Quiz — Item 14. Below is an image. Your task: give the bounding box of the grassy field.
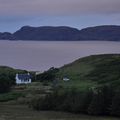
[1,54,120,119]
[0,104,119,120]
[58,54,120,89]
[0,82,119,120]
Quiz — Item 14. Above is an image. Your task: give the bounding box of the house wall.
[16,75,31,84]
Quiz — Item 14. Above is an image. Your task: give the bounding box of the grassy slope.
[58,54,120,90]
[0,66,28,82]
[0,66,27,73]
[0,54,120,119]
[1,54,120,94]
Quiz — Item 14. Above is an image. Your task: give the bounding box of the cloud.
[0,0,120,32]
[0,0,120,16]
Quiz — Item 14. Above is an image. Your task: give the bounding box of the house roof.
[17,74,31,80]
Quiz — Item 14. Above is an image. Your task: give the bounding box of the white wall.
[15,75,31,84]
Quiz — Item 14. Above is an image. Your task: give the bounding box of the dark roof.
[18,74,31,80]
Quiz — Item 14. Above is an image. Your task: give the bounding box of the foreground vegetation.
[30,85,120,116]
[0,54,120,119]
[0,104,119,120]
[0,83,119,120]
[33,54,120,116]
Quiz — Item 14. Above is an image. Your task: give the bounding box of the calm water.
[0,40,120,71]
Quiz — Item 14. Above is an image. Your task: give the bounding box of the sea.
[0,40,120,71]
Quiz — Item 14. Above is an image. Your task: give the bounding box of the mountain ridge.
[0,25,120,41]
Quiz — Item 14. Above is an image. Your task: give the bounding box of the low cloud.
[0,0,120,16]
[0,0,120,32]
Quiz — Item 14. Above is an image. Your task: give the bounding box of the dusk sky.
[0,0,120,32]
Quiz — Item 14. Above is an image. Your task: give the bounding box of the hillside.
[0,32,14,40]
[0,25,120,41]
[31,54,120,116]
[1,54,120,117]
[13,26,79,40]
[0,66,28,78]
[79,25,120,41]
[58,54,120,89]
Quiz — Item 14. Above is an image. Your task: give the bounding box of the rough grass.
[0,104,119,120]
[58,54,120,90]
[0,91,25,102]
[2,82,53,104]
[1,54,120,119]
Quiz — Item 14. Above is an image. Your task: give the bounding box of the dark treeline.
[36,67,59,82]
[30,85,120,117]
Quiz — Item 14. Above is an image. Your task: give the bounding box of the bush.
[36,67,59,82]
[111,90,120,116]
[88,85,114,115]
[30,88,93,113]
[30,85,120,117]
[0,92,25,102]
[0,76,11,93]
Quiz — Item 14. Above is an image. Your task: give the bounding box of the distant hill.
[79,25,120,41]
[13,26,80,40]
[0,25,120,41]
[0,32,14,40]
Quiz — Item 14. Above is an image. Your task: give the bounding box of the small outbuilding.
[15,73,31,84]
[63,77,70,81]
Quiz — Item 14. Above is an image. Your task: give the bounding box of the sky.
[0,0,120,32]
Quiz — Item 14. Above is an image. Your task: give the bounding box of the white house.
[15,73,31,84]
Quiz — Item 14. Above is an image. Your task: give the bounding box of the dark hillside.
[13,26,80,40]
[0,25,120,41]
[79,25,120,41]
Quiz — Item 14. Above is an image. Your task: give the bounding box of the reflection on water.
[0,40,120,71]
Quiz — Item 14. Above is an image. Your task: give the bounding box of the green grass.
[1,54,120,119]
[59,79,96,91]
[0,91,25,102]
[2,82,53,104]
[57,54,120,90]
[0,104,119,120]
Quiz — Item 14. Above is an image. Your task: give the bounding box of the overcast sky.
[0,0,120,32]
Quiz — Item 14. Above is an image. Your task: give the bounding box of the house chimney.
[16,74,18,77]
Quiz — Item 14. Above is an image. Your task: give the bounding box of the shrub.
[0,92,25,102]
[30,88,93,113]
[88,85,114,115]
[0,77,11,93]
[111,90,120,116]
[36,67,59,82]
